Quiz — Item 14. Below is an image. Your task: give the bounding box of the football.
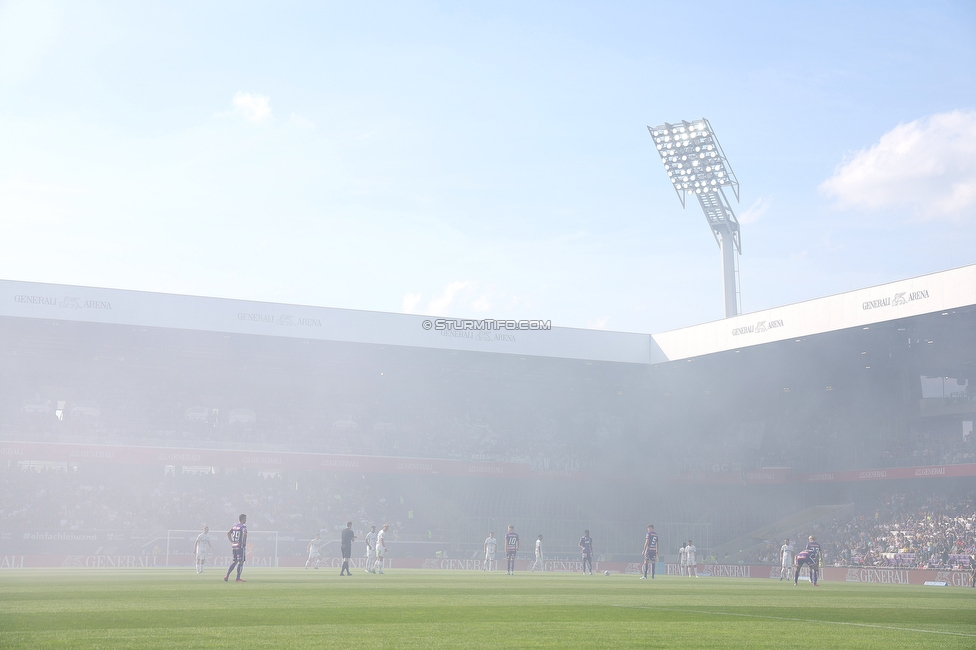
[604,570,610,576]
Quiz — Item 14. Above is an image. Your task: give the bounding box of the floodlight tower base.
[720,231,739,318]
[695,188,741,318]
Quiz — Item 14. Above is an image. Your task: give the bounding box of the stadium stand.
[742,487,976,569]
[2,266,976,565]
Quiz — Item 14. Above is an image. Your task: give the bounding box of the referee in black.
[340,521,356,576]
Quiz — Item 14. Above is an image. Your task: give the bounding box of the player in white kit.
[374,524,389,574]
[305,533,323,569]
[194,526,214,574]
[484,532,497,571]
[530,535,544,571]
[780,538,795,581]
[678,542,687,576]
[364,525,377,574]
[685,540,698,577]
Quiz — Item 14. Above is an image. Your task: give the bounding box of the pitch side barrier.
[2,555,971,585]
[0,440,580,479]
[0,555,644,573]
[9,440,974,484]
[164,529,280,568]
[669,563,972,586]
[669,462,976,486]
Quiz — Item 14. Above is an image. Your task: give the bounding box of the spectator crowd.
[746,489,976,570]
[0,463,430,545]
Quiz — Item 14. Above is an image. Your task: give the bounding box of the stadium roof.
[653,264,976,362]
[2,263,975,365]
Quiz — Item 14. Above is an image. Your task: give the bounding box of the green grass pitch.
[1,569,974,648]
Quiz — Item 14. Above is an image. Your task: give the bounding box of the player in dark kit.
[641,524,658,580]
[224,514,247,583]
[340,521,356,576]
[799,535,822,586]
[793,544,821,586]
[505,525,519,575]
[579,530,593,575]
[804,535,822,558]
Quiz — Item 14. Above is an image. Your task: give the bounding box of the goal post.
[165,529,279,568]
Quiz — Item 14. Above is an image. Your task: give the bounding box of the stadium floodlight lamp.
[648,118,742,318]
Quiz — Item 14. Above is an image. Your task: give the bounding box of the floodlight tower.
[648,119,741,318]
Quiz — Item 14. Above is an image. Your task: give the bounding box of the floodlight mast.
[648,118,741,318]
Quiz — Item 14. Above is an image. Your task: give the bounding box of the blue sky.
[1,1,974,333]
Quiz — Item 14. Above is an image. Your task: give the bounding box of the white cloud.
[471,293,492,312]
[587,316,610,329]
[404,282,526,317]
[820,110,976,221]
[738,196,771,225]
[401,292,422,313]
[231,92,273,124]
[0,0,62,82]
[426,281,470,316]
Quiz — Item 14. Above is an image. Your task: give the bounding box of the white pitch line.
[616,605,976,638]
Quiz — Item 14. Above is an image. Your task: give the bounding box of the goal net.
[165,529,279,568]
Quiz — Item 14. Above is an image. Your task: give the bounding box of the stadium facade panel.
[0,279,660,365]
[3,263,974,365]
[653,264,976,361]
